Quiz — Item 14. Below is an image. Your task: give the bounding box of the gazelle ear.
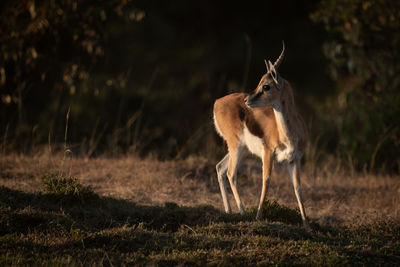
[268,60,278,82]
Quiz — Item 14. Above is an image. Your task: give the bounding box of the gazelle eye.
[262,84,270,91]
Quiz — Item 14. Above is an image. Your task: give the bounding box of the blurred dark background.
[1,0,399,173]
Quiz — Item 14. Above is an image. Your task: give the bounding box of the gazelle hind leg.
[287,160,310,229]
[216,153,231,213]
[256,148,273,220]
[227,145,245,214]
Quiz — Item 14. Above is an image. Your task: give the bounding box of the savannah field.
[1,152,399,266]
[2,0,400,266]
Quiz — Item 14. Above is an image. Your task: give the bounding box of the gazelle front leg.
[287,160,310,229]
[256,148,273,220]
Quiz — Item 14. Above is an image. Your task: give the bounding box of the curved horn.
[264,59,270,73]
[273,40,285,69]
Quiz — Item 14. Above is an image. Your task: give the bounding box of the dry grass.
[1,152,399,226]
[1,152,400,265]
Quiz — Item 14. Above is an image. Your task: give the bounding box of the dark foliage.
[311,0,400,172]
[1,0,398,173]
[0,1,328,158]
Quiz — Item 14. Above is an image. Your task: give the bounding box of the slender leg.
[227,146,245,214]
[216,153,231,213]
[256,148,273,220]
[287,160,310,229]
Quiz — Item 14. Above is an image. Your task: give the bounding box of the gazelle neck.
[272,100,295,148]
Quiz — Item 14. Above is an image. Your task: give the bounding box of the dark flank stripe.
[243,109,264,138]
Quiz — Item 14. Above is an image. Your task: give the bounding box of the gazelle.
[213,42,309,228]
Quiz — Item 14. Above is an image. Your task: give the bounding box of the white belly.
[242,125,264,158]
[241,125,303,163]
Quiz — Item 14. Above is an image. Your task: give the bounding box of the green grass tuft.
[41,173,97,202]
[247,199,303,225]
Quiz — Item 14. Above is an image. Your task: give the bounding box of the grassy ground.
[1,153,400,265]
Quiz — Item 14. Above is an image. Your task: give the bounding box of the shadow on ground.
[1,185,400,266]
[0,185,303,235]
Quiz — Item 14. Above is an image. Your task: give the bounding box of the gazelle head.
[246,41,286,108]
